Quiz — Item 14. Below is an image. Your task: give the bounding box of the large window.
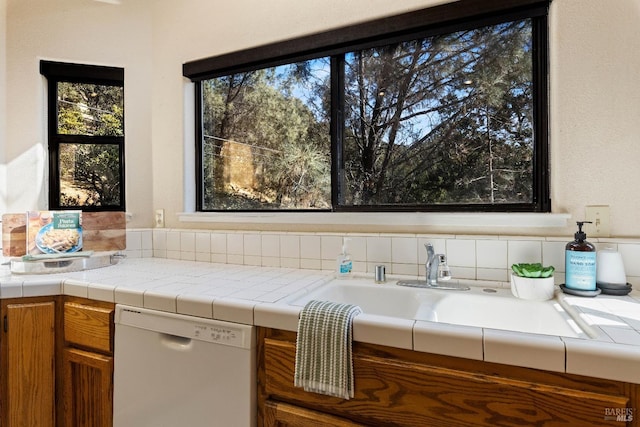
[200,62,331,210]
[185,0,550,213]
[41,61,125,211]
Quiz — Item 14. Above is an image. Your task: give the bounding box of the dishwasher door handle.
[159,333,193,350]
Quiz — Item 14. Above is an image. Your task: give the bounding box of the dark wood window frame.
[40,60,126,212]
[184,0,551,213]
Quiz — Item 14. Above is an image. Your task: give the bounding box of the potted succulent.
[510,263,556,301]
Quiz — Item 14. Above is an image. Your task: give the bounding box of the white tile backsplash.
[476,240,507,269]
[126,230,142,250]
[244,233,261,256]
[211,233,227,254]
[508,240,542,265]
[227,233,244,255]
[280,234,300,259]
[195,232,211,253]
[391,237,418,265]
[366,236,391,263]
[618,243,640,277]
[320,235,342,261]
[300,235,321,260]
[261,234,280,258]
[166,231,181,252]
[446,239,476,267]
[180,232,195,252]
[542,241,566,272]
[152,229,167,250]
[349,236,367,262]
[144,228,640,287]
[476,268,508,282]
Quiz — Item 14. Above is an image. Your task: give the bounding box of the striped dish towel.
[294,300,362,400]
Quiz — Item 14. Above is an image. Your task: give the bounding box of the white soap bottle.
[336,238,352,278]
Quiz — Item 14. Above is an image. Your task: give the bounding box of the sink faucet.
[425,243,451,286]
[397,243,469,290]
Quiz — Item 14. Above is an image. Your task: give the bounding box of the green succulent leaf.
[511,263,554,278]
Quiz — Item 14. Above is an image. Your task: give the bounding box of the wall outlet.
[155,209,165,228]
[585,205,610,237]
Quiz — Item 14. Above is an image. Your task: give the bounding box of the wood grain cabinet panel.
[59,297,115,427]
[1,299,56,427]
[0,297,115,427]
[264,400,365,427]
[64,301,114,353]
[258,328,639,427]
[61,348,114,427]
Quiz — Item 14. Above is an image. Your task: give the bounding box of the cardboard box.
[3,212,125,257]
[27,211,83,255]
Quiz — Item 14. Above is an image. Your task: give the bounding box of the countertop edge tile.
[254,303,301,332]
[563,337,640,384]
[176,294,215,318]
[143,290,177,313]
[413,320,484,361]
[353,314,414,350]
[483,328,566,373]
[87,282,116,303]
[114,286,145,306]
[0,280,23,298]
[63,279,89,298]
[213,297,256,324]
[23,280,63,297]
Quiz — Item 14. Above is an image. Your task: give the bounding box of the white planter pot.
[510,273,555,301]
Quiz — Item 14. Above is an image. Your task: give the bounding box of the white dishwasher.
[113,305,256,427]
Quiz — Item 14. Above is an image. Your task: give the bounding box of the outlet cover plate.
[155,209,165,228]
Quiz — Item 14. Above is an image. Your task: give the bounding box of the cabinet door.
[260,329,638,427]
[264,400,364,427]
[4,301,56,427]
[61,347,114,427]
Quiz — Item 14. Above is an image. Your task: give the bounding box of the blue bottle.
[565,221,596,291]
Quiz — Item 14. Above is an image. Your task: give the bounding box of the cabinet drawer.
[262,334,633,427]
[64,301,114,354]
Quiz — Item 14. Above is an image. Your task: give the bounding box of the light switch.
[585,205,610,237]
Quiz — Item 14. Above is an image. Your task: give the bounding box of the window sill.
[177,211,570,229]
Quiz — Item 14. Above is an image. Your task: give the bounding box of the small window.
[185,1,550,213]
[41,61,125,211]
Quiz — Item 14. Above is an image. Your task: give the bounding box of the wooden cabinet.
[1,297,56,427]
[0,296,114,427]
[59,298,114,427]
[258,327,640,427]
[264,400,365,427]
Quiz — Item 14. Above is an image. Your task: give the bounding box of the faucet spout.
[425,243,437,285]
[397,243,469,290]
[425,243,452,285]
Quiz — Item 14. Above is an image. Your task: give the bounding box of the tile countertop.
[1,257,640,384]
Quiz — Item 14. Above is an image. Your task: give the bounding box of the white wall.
[550,0,640,237]
[0,0,6,215]
[3,0,153,225]
[3,0,640,236]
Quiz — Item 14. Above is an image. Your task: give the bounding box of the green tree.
[202,63,330,210]
[343,19,534,206]
[57,82,123,207]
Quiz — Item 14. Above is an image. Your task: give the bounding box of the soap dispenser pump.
[565,221,596,291]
